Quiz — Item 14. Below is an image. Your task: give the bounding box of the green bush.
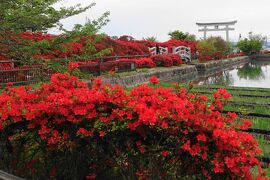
[237,38,263,55]
[197,37,230,61]
[168,30,196,41]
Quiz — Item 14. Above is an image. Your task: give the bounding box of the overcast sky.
[52,0,270,41]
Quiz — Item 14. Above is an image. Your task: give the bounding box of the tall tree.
[0,0,111,76]
[0,0,95,32]
[168,30,196,41]
[237,34,263,55]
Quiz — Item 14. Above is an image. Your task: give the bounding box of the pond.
[192,59,270,88]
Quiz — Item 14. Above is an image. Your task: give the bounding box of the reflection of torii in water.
[196,21,237,42]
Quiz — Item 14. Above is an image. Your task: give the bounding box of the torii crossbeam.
[196,21,237,42]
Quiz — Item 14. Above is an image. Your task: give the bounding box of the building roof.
[196,21,237,26]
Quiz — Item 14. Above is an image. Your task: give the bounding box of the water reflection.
[237,62,264,80]
[193,59,270,88]
[193,71,234,86]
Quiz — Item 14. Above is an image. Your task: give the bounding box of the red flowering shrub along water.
[151,54,173,67]
[1,32,197,61]
[134,58,156,68]
[228,53,246,58]
[0,76,268,178]
[165,54,184,66]
[116,55,182,69]
[151,54,183,67]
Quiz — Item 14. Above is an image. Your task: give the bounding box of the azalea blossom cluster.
[109,54,183,69]
[76,54,183,75]
[0,33,195,62]
[0,73,268,179]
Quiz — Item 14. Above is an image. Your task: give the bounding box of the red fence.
[0,60,50,86]
[0,55,148,86]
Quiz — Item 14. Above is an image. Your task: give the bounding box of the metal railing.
[0,55,150,85]
[0,60,48,86]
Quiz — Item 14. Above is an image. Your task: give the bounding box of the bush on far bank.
[197,36,230,62]
[237,37,263,55]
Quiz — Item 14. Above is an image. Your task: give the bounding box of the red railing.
[0,60,50,86]
[0,55,149,85]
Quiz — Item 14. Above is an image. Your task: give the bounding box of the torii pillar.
[196,21,237,42]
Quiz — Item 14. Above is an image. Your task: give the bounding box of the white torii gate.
[196,21,237,42]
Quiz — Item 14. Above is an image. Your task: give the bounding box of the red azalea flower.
[197,134,207,142]
[149,76,159,85]
[6,82,13,88]
[86,174,96,179]
[99,131,105,137]
[161,150,170,157]
[68,62,79,71]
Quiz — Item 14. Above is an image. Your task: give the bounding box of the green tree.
[0,1,111,76]
[143,36,158,42]
[208,36,230,57]
[197,36,229,60]
[0,0,95,32]
[168,30,196,41]
[197,39,216,59]
[237,36,263,55]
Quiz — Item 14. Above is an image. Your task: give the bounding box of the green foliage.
[0,1,111,76]
[237,36,263,55]
[197,38,216,57]
[168,30,196,41]
[0,0,95,32]
[143,36,158,42]
[197,36,230,60]
[237,63,264,80]
[209,36,230,56]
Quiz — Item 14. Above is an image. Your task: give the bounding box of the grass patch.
[250,118,270,130]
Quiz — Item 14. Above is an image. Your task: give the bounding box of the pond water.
[192,59,270,88]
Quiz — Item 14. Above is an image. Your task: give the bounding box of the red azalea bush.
[117,55,182,69]
[135,58,156,68]
[0,73,268,179]
[165,54,184,66]
[0,56,13,70]
[1,32,196,73]
[228,53,246,58]
[94,36,150,56]
[149,76,159,85]
[151,54,174,67]
[1,32,196,61]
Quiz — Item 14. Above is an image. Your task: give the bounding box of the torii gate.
[196,21,237,42]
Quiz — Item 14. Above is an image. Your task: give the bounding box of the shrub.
[168,30,196,41]
[237,38,263,55]
[197,37,230,61]
[166,54,184,66]
[209,36,230,59]
[0,73,267,179]
[197,40,216,61]
[151,54,173,67]
[135,58,156,68]
[143,36,158,42]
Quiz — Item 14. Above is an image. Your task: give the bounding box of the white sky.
[52,0,270,41]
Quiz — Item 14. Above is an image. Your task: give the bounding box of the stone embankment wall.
[195,56,249,74]
[250,54,270,61]
[101,65,198,87]
[94,56,248,87]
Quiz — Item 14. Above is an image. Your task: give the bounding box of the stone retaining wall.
[100,65,198,87]
[195,56,249,74]
[91,56,249,87]
[250,54,270,61]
